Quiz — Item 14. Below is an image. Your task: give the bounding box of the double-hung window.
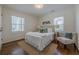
[54,16,64,32]
[12,16,24,32]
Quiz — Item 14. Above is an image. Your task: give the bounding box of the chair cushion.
[59,32,73,39]
[57,37,74,44]
[65,33,72,39]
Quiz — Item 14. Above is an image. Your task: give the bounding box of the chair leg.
[73,43,78,53]
[73,43,76,50]
[64,45,67,49]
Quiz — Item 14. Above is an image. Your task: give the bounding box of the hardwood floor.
[17,40,57,55]
[1,39,79,55]
[1,40,28,55]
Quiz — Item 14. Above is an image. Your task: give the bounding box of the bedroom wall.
[75,5,79,50]
[0,5,2,29]
[2,6,39,43]
[39,6,76,32]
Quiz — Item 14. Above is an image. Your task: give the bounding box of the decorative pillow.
[40,28,48,33]
[40,29,43,33]
[59,32,65,37]
[65,33,73,39]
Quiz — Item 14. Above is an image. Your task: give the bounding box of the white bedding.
[25,32,54,51]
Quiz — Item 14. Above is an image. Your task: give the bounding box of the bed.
[25,32,54,51]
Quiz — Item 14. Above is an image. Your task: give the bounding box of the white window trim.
[53,16,64,32]
[11,16,24,32]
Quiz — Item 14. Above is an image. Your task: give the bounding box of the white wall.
[2,6,39,43]
[0,5,2,29]
[40,6,76,32]
[75,5,79,50]
[0,5,2,50]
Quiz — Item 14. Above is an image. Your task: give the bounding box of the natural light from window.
[12,16,24,32]
[54,16,64,32]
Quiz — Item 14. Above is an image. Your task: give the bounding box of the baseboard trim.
[2,38,24,45]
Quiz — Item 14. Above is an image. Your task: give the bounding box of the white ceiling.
[4,4,75,15]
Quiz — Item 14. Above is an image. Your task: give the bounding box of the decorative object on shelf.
[42,21,50,25]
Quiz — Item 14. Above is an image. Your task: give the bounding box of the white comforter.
[25,32,54,51]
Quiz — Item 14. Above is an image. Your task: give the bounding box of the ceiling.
[4,4,75,15]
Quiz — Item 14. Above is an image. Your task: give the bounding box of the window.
[12,16,24,32]
[54,16,64,32]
